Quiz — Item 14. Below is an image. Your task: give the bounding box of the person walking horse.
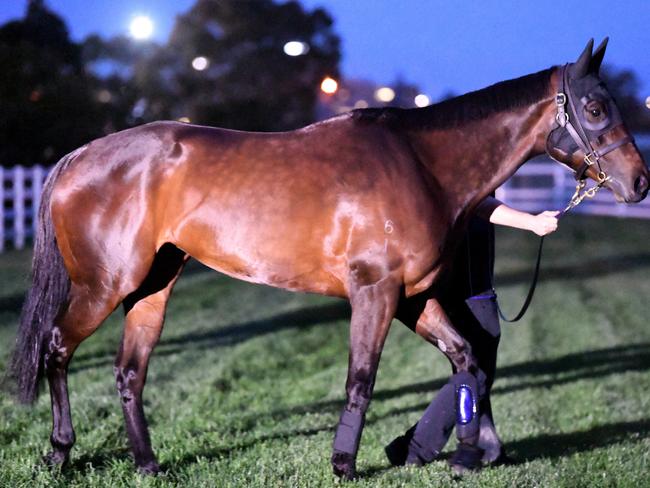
[386,197,559,471]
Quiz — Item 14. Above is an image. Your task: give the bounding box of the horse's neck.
[409,95,556,221]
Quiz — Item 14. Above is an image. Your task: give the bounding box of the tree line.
[1,0,648,168]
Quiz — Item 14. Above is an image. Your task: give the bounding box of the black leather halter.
[552,64,633,183]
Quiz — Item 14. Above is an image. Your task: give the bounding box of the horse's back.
[50,118,443,298]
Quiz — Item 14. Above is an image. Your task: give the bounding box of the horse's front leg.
[331,270,400,480]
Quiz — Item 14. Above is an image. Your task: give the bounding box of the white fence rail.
[1,165,49,252]
[2,135,650,252]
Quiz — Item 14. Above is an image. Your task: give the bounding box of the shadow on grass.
[158,416,650,477]
[238,342,650,425]
[507,418,650,462]
[496,251,650,286]
[70,300,351,373]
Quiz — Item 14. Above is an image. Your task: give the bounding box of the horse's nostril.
[635,174,649,196]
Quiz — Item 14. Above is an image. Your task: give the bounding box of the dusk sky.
[2,0,650,101]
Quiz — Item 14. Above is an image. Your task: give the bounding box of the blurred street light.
[97,90,112,103]
[178,117,191,123]
[414,94,430,107]
[192,56,209,71]
[320,77,338,95]
[130,15,154,40]
[374,87,395,103]
[645,96,650,109]
[283,41,310,56]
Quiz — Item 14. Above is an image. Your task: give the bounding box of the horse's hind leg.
[114,244,188,474]
[44,286,121,467]
[412,298,488,472]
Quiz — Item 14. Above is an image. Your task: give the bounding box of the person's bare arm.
[475,196,559,236]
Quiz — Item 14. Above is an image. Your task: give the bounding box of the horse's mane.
[351,67,554,130]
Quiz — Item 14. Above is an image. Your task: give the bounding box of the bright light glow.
[178,117,191,123]
[320,77,338,94]
[283,41,309,56]
[414,94,431,107]
[130,16,154,40]
[192,56,209,71]
[375,87,395,103]
[646,96,650,109]
[97,89,112,103]
[354,99,368,109]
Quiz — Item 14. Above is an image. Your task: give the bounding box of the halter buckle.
[583,152,598,166]
[555,93,567,106]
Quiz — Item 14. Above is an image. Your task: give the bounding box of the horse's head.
[546,38,649,203]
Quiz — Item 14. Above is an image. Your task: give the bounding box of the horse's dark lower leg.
[331,275,399,480]
[43,287,117,467]
[115,247,187,474]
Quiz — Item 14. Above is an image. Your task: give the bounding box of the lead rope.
[493,177,608,323]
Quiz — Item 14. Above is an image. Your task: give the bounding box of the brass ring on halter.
[597,171,607,183]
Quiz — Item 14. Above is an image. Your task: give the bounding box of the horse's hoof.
[486,448,516,466]
[136,461,161,475]
[42,450,69,470]
[480,443,505,464]
[384,435,409,467]
[448,443,484,476]
[331,450,356,480]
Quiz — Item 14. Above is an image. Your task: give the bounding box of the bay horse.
[8,39,648,478]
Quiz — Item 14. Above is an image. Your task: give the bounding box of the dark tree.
[0,0,104,166]
[149,0,341,130]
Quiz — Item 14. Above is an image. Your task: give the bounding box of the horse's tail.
[6,148,82,404]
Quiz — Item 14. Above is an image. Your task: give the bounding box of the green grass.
[2,215,650,487]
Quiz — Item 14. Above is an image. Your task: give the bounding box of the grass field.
[1,215,650,487]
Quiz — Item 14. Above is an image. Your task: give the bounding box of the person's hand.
[528,210,560,236]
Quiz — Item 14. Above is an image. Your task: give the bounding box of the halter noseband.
[552,64,633,211]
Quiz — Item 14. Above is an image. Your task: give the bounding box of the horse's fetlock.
[51,431,75,450]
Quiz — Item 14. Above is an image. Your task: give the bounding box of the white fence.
[2,135,650,252]
[1,165,48,252]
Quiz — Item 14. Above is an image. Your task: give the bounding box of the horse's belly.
[167,207,349,297]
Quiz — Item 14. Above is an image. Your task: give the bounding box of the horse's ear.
[590,37,609,74]
[573,38,594,78]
